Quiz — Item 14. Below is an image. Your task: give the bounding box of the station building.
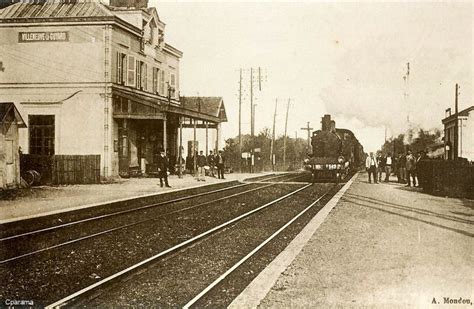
[442,106,474,161]
[0,0,227,178]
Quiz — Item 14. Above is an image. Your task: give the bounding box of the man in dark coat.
[216,150,225,179]
[406,150,417,187]
[196,150,207,181]
[207,150,216,177]
[157,151,171,188]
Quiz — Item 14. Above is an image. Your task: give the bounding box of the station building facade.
[0,0,226,178]
[442,106,474,161]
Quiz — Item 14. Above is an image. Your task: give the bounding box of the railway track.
[0,173,293,240]
[0,172,309,306]
[0,173,301,260]
[44,176,342,308]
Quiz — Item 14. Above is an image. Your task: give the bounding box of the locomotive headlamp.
[338,156,345,163]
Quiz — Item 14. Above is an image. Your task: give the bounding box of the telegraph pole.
[301,122,313,153]
[283,98,290,167]
[270,99,277,171]
[238,68,242,172]
[454,83,459,159]
[250,68,254,137]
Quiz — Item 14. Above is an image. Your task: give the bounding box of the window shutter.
[143,63,147,91]
[155,68,159,93]
[116,52,122,84]
[160,70,165,95]
[127,55,135,87]
[136,60,141,89]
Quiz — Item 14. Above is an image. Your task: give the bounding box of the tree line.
[380,128,442,156]
[223,128,310,172]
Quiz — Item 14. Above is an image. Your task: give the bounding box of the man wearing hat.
[157,150,171,188]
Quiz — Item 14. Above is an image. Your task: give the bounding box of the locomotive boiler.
[304,114,365,181]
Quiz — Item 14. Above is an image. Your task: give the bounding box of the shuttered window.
[116,52,126,85]
[160,70,165,95]
[136,59,141,89]
[142,63,147,91]
[127,55,135,86]
[152,68,158,93]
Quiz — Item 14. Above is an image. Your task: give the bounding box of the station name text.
[19,31,69,42]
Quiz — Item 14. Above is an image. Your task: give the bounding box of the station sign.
[19,31,69,43]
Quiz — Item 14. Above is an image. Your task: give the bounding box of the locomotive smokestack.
[321,114,332,131]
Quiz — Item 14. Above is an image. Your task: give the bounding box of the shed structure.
[0,102,26,189]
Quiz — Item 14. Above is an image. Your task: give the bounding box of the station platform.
[231,172,473,308]
[0,173,257,224]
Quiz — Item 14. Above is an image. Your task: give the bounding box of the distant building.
[442,106,474,161]
[0,0,227,178]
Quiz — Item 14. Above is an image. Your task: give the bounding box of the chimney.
[109,0,148,8]
[321,114,331,131]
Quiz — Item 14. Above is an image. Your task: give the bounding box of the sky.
[148,0,472,153]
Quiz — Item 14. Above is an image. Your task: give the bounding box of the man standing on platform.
[196,150,207,181]
[406,150,417,187]
[216,150,225,179]
[398,153,407,184]
[365,152,378,184]
[376,153,386,183]
[157,150,171,188]
[208,150,216,178]
[385,152,393,182]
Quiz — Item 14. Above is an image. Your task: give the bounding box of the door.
[5,139,15,185]
[118,126,130,176]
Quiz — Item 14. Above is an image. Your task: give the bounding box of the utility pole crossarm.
[300,122,313,152]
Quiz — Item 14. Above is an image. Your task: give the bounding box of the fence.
[417,159,474,199]
[20,154,101,185]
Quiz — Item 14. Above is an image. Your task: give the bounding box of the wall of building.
[110,25,179,101]
[0,25,105,84]
[460,113,474,161]
[444,112,474,161]
[0,23,121,178]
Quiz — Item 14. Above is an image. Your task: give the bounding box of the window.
[29,115,55,155]
[116,52,127,85]
[160,70,165,95]
[135,60,147,91]
[142,63,147,91]
[127,55,135,86]
[152,68,159,93]
[136,60,141,90]
[169,73,176,98]
[170,73,176,87]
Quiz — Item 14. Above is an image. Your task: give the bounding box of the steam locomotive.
[304,114,365,181]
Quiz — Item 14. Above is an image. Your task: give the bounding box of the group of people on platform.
[365,150,427,187]
[194,150,226,181]
[156,149,226,188]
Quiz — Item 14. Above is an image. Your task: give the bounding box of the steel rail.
[45,182,312,309]
[0,174,305,264]
[183,190,330,308]
[0,173,293,242]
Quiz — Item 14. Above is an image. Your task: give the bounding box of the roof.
[442,106,474,124]
[180,97,227,122]
[0,1,114,20]
[0,102,26,128]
